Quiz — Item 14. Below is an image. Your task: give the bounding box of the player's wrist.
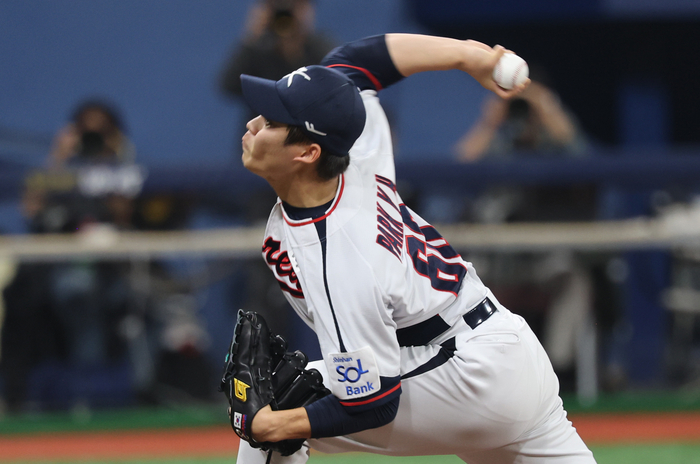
[459,42,498,86]
[250,405,273,442]
[252,406,312,442]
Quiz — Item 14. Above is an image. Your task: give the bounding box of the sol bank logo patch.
[325,346,380,400]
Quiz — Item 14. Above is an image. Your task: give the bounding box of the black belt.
[396,297,498,347]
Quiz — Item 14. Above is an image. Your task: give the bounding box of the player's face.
[242,115,298,179]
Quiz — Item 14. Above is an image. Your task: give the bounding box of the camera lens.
[271,7,295,36]
[80,131,105,156]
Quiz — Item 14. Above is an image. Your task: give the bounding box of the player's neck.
[275,175,339,209]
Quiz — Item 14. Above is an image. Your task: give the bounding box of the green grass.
[590,443,700,464]
[561,389,700,414]
[0,404,228,435]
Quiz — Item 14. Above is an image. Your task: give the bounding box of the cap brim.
[240,74,296,125]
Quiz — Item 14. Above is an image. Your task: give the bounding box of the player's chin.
[241,155,262,176]
[241,150,252,168]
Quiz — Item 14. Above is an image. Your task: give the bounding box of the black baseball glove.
[220,310,330,456]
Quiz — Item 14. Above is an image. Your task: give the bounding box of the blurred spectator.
[453,75,596,392]
[47,100,136,168]
[23,100,138,233]
[453,77,592,226]
[219,0,335,128]
[1,99,137,411]
[34,100,137,368]
[455,79,588,163]
[2,99,220,410]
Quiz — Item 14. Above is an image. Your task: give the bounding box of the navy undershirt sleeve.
[305,393,399,438]
[321,35,404,91]
[304,375,401,437]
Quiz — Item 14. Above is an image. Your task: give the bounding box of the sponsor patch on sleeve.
[324,346,381,400]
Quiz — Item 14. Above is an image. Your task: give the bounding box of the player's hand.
[220,311,320,455]
[244,3,272,40]
[462,42,530,99]
[50,124,80,164]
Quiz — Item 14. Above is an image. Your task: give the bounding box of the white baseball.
[492,53,529,90]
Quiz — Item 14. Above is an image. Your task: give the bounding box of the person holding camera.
[5,100,137,409]
[48,100,136,167]
[454,78,587,162]
[219,0,335,125]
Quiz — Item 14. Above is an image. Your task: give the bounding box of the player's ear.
[294,143,322,165]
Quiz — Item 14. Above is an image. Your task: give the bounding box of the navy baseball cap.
[240,65,366,157]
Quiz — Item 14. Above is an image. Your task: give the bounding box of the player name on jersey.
[375,174,404,261]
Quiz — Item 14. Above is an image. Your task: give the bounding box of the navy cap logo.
[284,67,312,87]
[305,121,327,136]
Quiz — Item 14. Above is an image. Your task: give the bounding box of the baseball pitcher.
[221,33,596,464]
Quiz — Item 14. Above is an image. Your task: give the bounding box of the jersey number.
[400,205,467,296]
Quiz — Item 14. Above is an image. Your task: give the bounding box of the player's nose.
[246,115,264,135]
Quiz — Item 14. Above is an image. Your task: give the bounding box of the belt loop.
[463,297,498,330]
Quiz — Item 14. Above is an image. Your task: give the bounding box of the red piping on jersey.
[327,64,383,91]
[283,174,345,227]
[339,382,401,407]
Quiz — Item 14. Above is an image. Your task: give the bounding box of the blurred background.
[1,0,700,462]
